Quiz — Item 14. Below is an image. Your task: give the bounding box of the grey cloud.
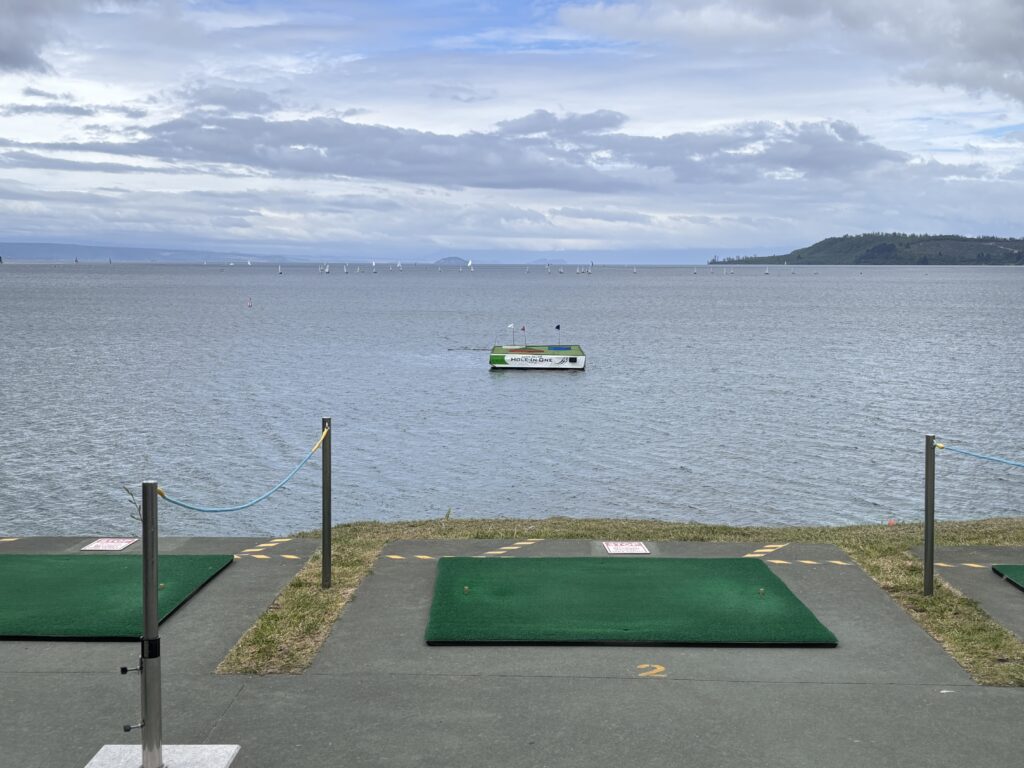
[0,149,189,175]
[0,102,147,118]
[428,84,494,103]
[0,111,911,191]
[182,84,281,114]
[17,112,631,191]
[2,103,96,116]
[0,1,134,73]
[497,109,628,136]
[22,86,68,100]
[562,1,1024,103]
[602,120,906,183]
[552,207,653,223]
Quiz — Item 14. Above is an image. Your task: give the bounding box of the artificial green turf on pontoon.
[0,554,233,639]
[992,564,1024,593]
[425,557,837,646]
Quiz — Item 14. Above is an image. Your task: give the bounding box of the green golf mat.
[993,564,1024,593]
[0,554,233,639]
[426,557,837,646]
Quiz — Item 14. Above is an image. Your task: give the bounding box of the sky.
[0,0,1022,262]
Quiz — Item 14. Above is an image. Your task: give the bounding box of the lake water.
[1,263,1022,536]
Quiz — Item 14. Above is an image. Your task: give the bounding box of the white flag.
[507,324,513,328]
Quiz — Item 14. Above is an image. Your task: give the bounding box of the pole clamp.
[141,637,160,659]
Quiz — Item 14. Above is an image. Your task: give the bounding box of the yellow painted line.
[798,560,820,565]
[484,551,507,555]
[385,555,405,560]
[271,538,292,542]
[251,554,271,560]
[500,546,521,550]
[767,559,791,565]
[415,555,434,560]
[0,538,18,542]
[743,553,765,558]
[256,542,279,547]
[242,548,265,553]
[233,555,242,560]
[962,563,986,569]
[828,560,850,565]
[472,555,486,558]
[760,544,789,550]
[281,554,301,560]
[525,539,544,542]
[513,541,535,546]
[935,562,955,568]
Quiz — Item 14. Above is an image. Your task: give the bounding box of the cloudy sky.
[0,0,1022,261]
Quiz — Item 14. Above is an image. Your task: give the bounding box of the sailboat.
[278,265,283,275]
[468,260,473,272]
[325,263,330,274]
[372,261,377,274]
[632,266,637,274]
[558,266,564,274]
[397,262,403,272]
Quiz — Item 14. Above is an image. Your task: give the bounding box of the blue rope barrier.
[157,428,328,513]
[938,444,1024,469]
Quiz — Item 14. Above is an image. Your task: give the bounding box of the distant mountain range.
[2,234,1021,266]
[0,242,758,265]
[720,233,1024,266]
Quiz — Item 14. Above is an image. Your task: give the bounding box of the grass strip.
[217,517,1024,684]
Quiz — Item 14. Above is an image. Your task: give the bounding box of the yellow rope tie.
[310,426,330,454]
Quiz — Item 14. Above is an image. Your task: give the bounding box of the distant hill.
[721,234,1024,266]
[434,256,469,266]
[0,241,283,264]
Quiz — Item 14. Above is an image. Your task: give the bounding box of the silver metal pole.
[322,418,332,589]
[141,481,164,768]
[924,435,936,596]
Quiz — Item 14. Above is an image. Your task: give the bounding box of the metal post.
[322,418,332,589]
[924,435,936,596]
[141,481,164,768]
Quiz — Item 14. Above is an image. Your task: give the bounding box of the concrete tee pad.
[921,545,1024,641]
[0,536,315,767]
[313,539,970,685]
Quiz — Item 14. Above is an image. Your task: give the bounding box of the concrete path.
[924,545,1024,641]
[2,538,1023,768]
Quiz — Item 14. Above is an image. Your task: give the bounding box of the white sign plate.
[81,538,138,551]
[602,541,650,554]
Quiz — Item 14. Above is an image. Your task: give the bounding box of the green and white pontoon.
[489,344,586,370]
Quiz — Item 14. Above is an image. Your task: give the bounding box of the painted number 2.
[637,664,666,678]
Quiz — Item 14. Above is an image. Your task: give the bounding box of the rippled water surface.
[1,263,1022,536]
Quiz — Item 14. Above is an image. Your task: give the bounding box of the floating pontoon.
[489,344,586,370]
